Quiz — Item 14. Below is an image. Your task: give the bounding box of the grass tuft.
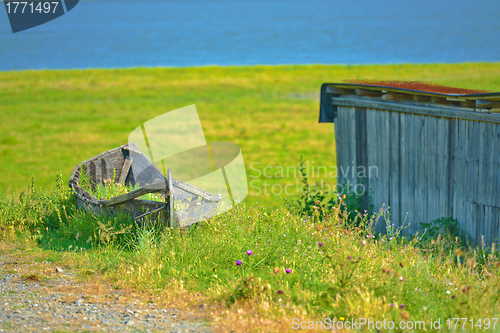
[2,175,500,331]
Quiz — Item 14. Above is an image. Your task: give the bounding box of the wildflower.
[399,276,404,282]
[247,250,252,256]
[277,290,283,294]
[361,240,367,246]
[366,235,370,238]
[286,269,291,274]
[236,260,242,266]
[339,317,345,321]
[446,290,450,294]
[399,304,405,309]
[451,295,456,298]
[347,255,352,260]
[318,242,324,247]
[313,206,318,211]
[390,303,395,307]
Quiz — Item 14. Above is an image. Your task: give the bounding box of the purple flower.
[236,260,242,266]
[277,290,284,294]
[286,269,291,274]
[247,250,252,256]
[318,242,324,247]
[390,303,395,307]
[399,304,405,309]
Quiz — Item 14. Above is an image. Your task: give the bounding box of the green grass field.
[2,63,500,331]
[2,63,500,207]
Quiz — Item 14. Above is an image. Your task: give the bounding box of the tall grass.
[2,176,500,331]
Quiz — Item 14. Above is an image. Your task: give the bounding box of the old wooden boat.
[69,143,222,228]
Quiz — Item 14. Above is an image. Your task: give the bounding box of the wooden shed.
[319,82,500,244]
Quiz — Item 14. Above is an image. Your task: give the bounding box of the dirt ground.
[0,246,213,332]
[0,243,303,333]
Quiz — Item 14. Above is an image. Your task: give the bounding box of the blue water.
[0,0,499,70]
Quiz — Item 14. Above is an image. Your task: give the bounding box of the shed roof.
[319,81,500,123]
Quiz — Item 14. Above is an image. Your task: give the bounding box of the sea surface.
[0,0,499,70]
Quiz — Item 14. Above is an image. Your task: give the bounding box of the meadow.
[2,63,500,206]
[2,63,500,331]
[1,174,500,332]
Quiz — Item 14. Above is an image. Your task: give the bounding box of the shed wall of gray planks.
[334,104,500,244]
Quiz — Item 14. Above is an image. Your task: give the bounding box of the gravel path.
[0,256,212,332]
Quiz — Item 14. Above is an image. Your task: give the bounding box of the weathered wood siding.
[334,102,500,244]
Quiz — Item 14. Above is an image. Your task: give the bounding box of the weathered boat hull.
[69,143,222,228]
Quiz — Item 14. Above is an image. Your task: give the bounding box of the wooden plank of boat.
[176,201,219,228]
[117,156,133,184]
[172,178,221,202]
[100,179,166,207]
[167,168,175,228]
[134,204,166,221]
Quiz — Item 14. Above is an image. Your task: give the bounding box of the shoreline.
[2,61,500,73]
